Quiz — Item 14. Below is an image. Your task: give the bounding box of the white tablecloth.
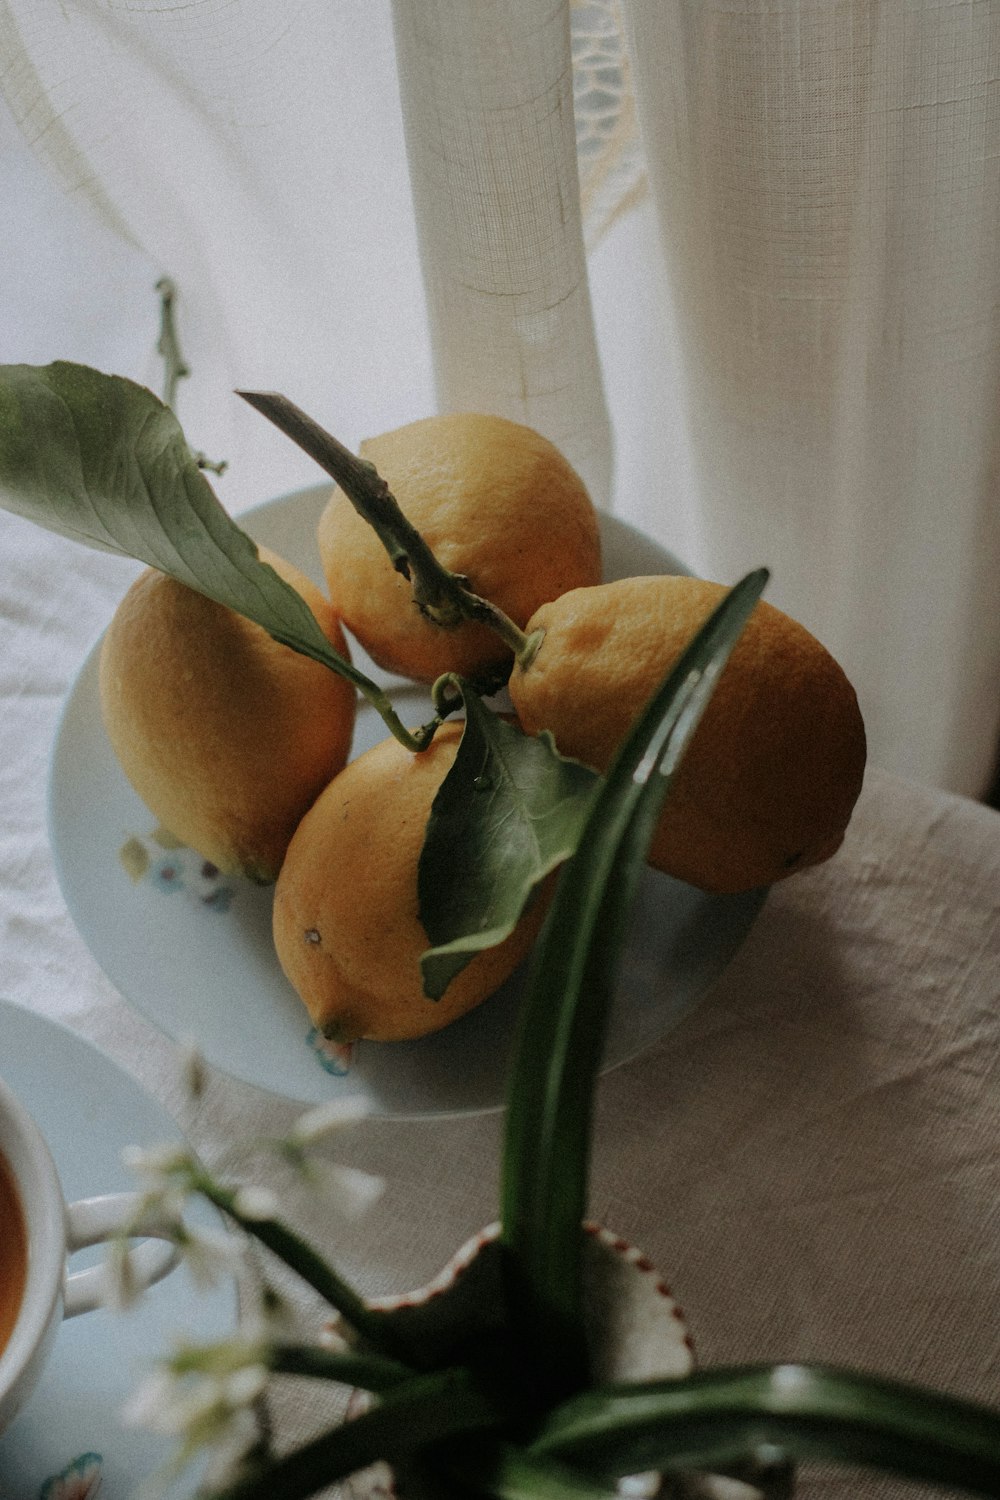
[3,487,1000,1498]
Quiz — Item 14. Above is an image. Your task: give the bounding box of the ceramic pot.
[338,1221,695,1500]
[335,1225,791,1500]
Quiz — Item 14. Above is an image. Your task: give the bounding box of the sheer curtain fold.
[0,0,435,503]
[621,0,1000,795]
[390,0,613,503]
[2,0,998,792]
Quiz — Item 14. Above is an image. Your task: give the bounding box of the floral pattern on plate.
[118,828,236,912]
[40,1452,103,1499]
[118,828,356,1080]
[307,1028,355,1076]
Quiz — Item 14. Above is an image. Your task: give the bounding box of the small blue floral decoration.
[119,830,236,913]
[40,1451,103,1499]
[306,1027,355,1076]
[151,853,185,893]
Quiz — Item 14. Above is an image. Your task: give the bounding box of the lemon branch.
[156,278,227,474]
[237,391,540,667]
[156,278,189,411]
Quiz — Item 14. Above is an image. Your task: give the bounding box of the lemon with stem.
[316,412,602,684]
[99,549,357,883]
[272,723,551,1041]
[509,575,867,894]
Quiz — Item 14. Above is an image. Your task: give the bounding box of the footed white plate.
[47,486,766,1116]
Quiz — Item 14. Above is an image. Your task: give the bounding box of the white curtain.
[2,0,998,796]
[622,0,1000,798]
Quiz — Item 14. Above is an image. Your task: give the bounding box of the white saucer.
[0,1000,238,1498]
[47,486,766,1117]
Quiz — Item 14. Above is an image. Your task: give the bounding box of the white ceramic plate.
[0,999,238,1498]
[47,485,766,1117]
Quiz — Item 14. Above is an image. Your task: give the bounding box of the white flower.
[122,1143,193,1185]
[290,1095,371,1146]
[226,1365,268,1407]
[310,1159,385,1220]
[198,1414,262,1493]
[124,1339,269,1488]
[281,1099,385,1218]
[175,1222,248,1290]
[103,1148,194,1312]
[123,1368,187,1435]
[119,1146,197,1229]
[232,1185,281,1222]
[103,1233,145,1312]
[179,1037,209,1101]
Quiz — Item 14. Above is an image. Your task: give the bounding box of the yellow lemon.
[99,549,356,883]
[317,412,602,683]
[272,723,549,1041]
[509,575,866,894]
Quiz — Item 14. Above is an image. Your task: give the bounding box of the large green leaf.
[419,683,600,1000]
[529,1363,1000,1498]
[439,1438,621,1500]
[499,570,769,1407]
[204,1365,506,1500]
[0,362,372,690]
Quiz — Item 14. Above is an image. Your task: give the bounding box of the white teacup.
[0,1075,179,1434]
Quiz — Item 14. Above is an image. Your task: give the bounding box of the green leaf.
[499,570,769,1407]
[529,1363,1000,1498]
[266,1345,414,1393]
[419,683,600,999]
[0,362,425,735]
[440,1438,621,1500]
[203,1365,507,1500]
[190,1171,412,1365]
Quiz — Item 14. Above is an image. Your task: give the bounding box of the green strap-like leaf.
[441,1438,621,1500]
[529,1363,1000,1498]
[189,1172,413,1364]
[419,681,600,999]
[202,1366,506,1500]
[499,570,768,1406]
[266,1345,414,1393]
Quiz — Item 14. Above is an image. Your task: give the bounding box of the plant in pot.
[2,360,999,1498]
[104,574,1000,1500]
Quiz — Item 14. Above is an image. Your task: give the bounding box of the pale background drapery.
[2,0,998,796]
[3,9,1000,1496]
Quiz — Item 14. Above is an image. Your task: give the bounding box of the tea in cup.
[0,1143,27,1367]
[0,1075,179,1433]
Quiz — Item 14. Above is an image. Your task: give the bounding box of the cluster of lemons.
[98,413,865,1043]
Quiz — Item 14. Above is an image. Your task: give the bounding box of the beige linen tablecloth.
[2,503,1000,1498]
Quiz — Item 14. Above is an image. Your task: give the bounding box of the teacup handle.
[63,1193,180,1318]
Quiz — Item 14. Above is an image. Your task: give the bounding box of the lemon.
[317,412,602,683]
[272,723,549,1041]
[99,549,356,883]
[509,575,866,893]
